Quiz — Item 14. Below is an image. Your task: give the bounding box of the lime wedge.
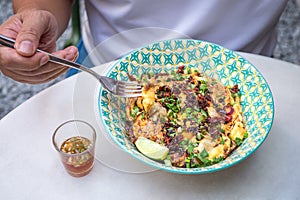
[135,137,169,160]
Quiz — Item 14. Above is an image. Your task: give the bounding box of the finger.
[15,11,58,56]
[28,67,70,84]
[14,46,78,75]
[0,15,21,40]
[1,66,69,84]
[0,46,49,71]
[0,45,78,72]
[12,65,67,77]
[0,46,78,83]
[52,46,79,62]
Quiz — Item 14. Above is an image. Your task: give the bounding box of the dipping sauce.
[60,136,94,177]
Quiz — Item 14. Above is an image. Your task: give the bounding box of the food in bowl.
[125,65,248,168]
[99,39,274,174]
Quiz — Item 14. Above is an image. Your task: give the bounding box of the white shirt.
[83,0,288,64]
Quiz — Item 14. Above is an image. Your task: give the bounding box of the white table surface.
[0,52,300,200]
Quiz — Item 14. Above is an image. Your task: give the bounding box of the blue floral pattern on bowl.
[98,39,274,174]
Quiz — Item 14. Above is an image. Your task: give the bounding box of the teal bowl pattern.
[98,39,274,174]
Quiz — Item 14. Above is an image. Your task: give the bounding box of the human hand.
[0,9,78,84]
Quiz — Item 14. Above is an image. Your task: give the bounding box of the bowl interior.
[98,39,274,174]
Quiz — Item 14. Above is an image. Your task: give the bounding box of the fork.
[0,34,142,97]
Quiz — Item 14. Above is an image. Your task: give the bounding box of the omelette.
[125,66,248,168]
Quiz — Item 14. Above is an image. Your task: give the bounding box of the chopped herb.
[181,112,187,119]
[200,84,207,95]
[200,109,208,118]
[185,160,191,168]
[141,112,146,119]
[190,84,196,89]
[185,107,192,114]
[174,73,185,81]
[220,137,225,145]
[235,137,243,146]
[196,132,202,140]
[130,106,140,118]
[187,143,196,154]
[180,139,189,147]
[198,156,211,166]
[212,156,224,164]
[184,67,192,74]
[200,148,209,158]
[191,162,201,168]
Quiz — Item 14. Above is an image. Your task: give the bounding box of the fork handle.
[0,34,101,80]
[0,34,15,49]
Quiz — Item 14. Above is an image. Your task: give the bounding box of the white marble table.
[0,52,299,199]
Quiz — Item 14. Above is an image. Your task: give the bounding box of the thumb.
[16,39,36,57]
[15,22,41,56]
[15,11,57,57]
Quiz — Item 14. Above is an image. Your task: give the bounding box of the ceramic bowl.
[98,39,274,174]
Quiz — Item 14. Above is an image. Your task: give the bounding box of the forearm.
[12,0,74,37]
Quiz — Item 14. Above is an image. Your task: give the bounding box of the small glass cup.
[52,120,96,177]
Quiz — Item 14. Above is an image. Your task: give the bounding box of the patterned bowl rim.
[98,38,275,174]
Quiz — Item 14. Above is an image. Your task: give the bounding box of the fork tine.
[117,84,142,90]
[120,81,141,86]
[117,88,143,96]
[118,82,142,90]
[120,89,143,94]
[99,76,143,97]
[118,93,143,97]
[118,89,143,94]
[116,81,143,96]
[117,86,143,93]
